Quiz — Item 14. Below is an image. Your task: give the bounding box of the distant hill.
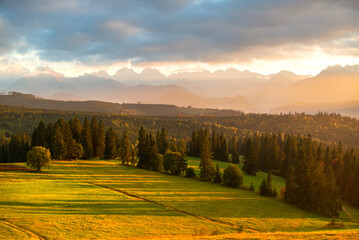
[248,71,311,111]
[0,92,245,117]
[270,99,359,118]
[282,65,359,104]
[153,90,257,112]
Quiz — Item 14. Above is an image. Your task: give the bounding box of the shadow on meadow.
[0,199,181,216]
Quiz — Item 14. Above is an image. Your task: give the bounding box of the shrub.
[223,164,243,188]
[163,151,187,175]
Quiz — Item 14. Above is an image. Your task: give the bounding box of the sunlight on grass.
[1,160,358,239]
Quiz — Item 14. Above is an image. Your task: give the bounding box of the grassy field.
[0,160,359,239]
[186,156,285,191]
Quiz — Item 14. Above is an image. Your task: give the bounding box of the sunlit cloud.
[0,0,358,76]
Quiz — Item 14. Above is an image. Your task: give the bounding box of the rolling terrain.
[1,159,358,239]
[0,93,246,117]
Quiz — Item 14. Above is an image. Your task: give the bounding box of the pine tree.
[32,120,46,147]
[57,119,75,159]
[8,134,20,162]
[266,171,273,196]
[242,139,258,176]
[90,116,99,157]
[156,128,169,154]
[231,149,240,164]
[52,126,65,160]
[199,133,215,181]
[137,126,147,168]
[45,123,56,155]
[81,117,94,159]
[104,127,117,159]
[69,116,82,142]
[259,179,268,196]
[120,131,131,165]
[146,133,158,170]
[213,163,222,183]
[130,144,137,166]
[285,166,297,203]
[96,120,105,158]
[219,134,229,162]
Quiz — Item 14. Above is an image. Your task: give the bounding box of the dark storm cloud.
[0,0,358,64]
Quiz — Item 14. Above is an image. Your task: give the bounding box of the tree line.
[185,128,359,217]
[3,104,359,150]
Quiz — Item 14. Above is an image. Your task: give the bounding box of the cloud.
[0,0,358,65]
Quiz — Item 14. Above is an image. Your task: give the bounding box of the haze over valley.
[2,64,359,117]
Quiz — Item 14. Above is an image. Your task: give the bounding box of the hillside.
[270,99,359,118]
[0,160,358,239]
[0,93,245,117]
[1,104,359,150]
[282,66,359,104]
[153,90,257,112]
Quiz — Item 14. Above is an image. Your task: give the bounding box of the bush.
[151,153,163,171]
[26,146,51,172]
[163,151,187,175]
[223,164,243,188]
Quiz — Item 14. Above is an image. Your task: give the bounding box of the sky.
[0,0,359,77]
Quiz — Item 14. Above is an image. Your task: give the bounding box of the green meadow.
[186,156,285,191]
[0,159,359,239]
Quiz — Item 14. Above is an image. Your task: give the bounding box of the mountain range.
[1,64,359,117]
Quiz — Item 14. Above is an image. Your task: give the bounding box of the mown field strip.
[82,180,240,230]
[0,219,46,240]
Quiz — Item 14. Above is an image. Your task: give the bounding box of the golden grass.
[1,160,359,239]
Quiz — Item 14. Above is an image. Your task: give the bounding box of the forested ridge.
[1,104,359,148]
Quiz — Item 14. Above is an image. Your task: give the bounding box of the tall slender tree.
[199,132,215,181]
[120,131,131,165]
[81,117,94,159]
[242,139,258,176]
[104,127,117,159]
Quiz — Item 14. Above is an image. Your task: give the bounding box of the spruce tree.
[81,117,94,159]
[120,131,131,165]
[96,120,106,158]
[266,171,273,196]
[32,120,46,147]
[199,133,215,181]
[213,163,222,183]
[69,116,82,142]
[242,139,258,176]
[156,128,169,154]
[231,149,240,164]
[45,123,56,155]
[52,126,65,160]
[219,134,229,162]
[90,116,99,157]
[130,144,137,166]
[104,127,117,159]
[137,126,147,168]
[259,179,268,196]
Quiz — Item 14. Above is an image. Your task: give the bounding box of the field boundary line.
[83,181,240,229]
[0,218,46,240]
